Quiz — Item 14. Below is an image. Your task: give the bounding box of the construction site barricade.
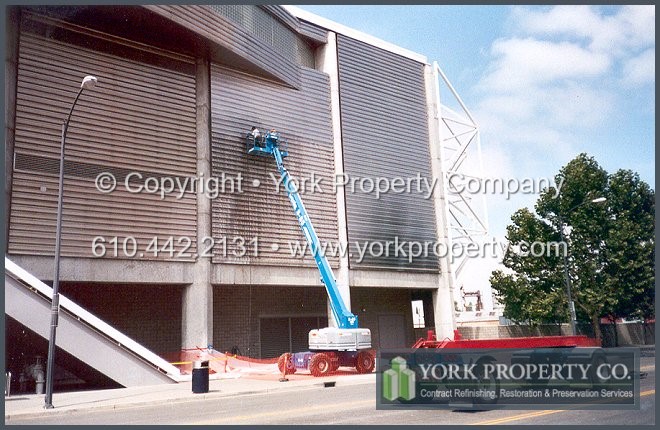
[192,360,209,394]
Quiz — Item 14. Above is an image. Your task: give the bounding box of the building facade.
[4,5,456,378]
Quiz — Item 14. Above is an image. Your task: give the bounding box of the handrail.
[5,257,182,381]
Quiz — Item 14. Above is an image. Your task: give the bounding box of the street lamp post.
[45,75,98,409]
[557,196,607,336]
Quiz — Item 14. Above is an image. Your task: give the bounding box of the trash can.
[192,360,209,394]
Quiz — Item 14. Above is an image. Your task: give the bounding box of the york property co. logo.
[383,356,416,401]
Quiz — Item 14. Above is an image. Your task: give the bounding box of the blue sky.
[298,5,655,305]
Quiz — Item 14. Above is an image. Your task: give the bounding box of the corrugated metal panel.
[8,15,198,261]
[259,5,327,45]
[207,5,316,70]
[337,34,439,271]
[210,65,338,268]
[298,20,328,44]
[145,5,301,89]
[211,5,297,64]
[259,5,300,34]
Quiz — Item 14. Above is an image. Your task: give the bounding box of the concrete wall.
[458,322,656,347]
[601,322,655,347]
[458,324,572,340]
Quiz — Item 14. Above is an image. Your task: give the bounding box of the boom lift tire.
[277,353,296,375]
[327,352,340,372]
[355,350,376,374]
[309,353,333,377]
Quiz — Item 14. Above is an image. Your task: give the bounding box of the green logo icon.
[383,356,416,401]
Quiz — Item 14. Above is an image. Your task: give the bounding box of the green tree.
[491,154,655,343]
[490,208,566,325]
[603,170,655,320]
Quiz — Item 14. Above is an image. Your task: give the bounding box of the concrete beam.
[211,264,323,287]
[349,269,439,289]
[6,254,193,284]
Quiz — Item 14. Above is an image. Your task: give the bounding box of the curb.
[4,374,375,421]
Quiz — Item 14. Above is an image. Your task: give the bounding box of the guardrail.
[5,257,183,381]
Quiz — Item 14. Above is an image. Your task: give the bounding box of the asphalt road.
[7,359,655,426]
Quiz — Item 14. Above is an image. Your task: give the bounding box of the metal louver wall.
[8,13,198,261]
[209,5,316,69]
[210,65,338,267]
[337,34,439,271]
[145,5,301,89]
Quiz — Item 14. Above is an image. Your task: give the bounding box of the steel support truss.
[432,62,489,279]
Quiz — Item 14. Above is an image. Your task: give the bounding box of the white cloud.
[612,5,656,51]
[513,5,655,55]
[622,48,655,86]
[476,83,614,135]
[513,6,602,43]
[538,82,615,128]
[480,38,610,91]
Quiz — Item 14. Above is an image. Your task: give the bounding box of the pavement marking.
[473,389,655,426]
[474,409,563,426]
[192,398,375,425]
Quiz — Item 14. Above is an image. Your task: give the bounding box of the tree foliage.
[491,154,655,342]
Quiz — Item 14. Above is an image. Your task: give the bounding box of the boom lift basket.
[246,129,288,158]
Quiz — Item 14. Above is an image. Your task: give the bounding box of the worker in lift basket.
[266,128,279,146]
[249,126,261,146]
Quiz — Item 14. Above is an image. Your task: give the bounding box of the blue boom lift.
[247,129,375,376]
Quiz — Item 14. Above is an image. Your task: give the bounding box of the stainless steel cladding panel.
[8,14,197,260]
[145,5,301,89]
[210,65,338,267]
[337,35,439,271]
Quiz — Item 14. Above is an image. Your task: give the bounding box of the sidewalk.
[4,372,376,421]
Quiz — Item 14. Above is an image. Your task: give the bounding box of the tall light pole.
[557,196,607,336]
[45,75,98,409]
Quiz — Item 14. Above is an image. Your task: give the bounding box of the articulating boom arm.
[271,146,359,330]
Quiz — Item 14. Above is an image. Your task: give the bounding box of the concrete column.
[316,32,351,327]
[4,7,20,254]
[424,64,456,340]
[181,57,213,349]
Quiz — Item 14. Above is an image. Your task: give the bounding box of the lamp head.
[81,75,98,90]
[591,197,607,204]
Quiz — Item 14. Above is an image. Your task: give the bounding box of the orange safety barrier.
[164,347,280,376]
